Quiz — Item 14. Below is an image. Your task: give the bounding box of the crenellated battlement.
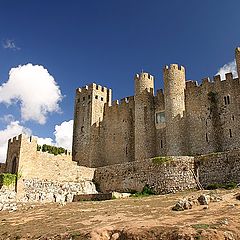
[186,71,239,93]
[135,72,154,81]
[163,64,185,73]
[8,134,22,144]
[104,96,135,114]
[75,83,110,95]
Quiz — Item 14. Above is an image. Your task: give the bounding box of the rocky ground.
[0,189,240,239]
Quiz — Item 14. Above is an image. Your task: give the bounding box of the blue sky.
[0,0,240,161]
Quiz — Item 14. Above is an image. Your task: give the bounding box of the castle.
[72,47,240,168]
[1,47,240,207]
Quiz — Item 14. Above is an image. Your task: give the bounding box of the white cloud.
[0,64,63,124]
[0,114,15,124]
[2,39,20,50]
[54,120,73,150]
[216,60,238,80]
[0,119,73,162]
[36,137,53,146]
[0,121,31,163]
[36,120,73,151]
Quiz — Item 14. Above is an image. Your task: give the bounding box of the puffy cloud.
[54,120,73,150]
[2,39,20,50]
[0,114,15,124]
[216,60,238,80]
[0,64,63,124]
[37,120,73,150]
[36,137,53,146]
[0,121,31,163]
[0,119,73,162]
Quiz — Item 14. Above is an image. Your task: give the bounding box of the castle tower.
[163,64,186,156]
[72,83,112,166]
[134,72,156,160]
[235,47,240,78]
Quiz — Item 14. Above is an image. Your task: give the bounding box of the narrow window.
[227,96,230,104]
[88,95,91,99]
[77,98,80,103]
[206,133,209,142]
[81,126,84,133]
[224,96,227,105]
[229,129,232,138]
[156,112,165,124]
[101,97,104,101]
[126,146,128,156]
[160,140,163,148]
[83,96,85,101]
[232,115,235,121]
[95,95,98,99]
[11,157,17,174]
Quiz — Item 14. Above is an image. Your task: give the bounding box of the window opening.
[156,112,165,124]
[229,129,232,138]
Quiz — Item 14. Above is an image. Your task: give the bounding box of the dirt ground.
[0,189,240,239]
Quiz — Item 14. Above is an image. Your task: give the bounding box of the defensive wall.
[1,134,97,206]
[94,156,197,194]
[72,47,240,168]
[1,134,240,210]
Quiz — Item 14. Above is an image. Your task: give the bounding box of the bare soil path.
[0,189,240,239]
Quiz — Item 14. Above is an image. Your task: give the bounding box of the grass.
[151,156,173,164]
[206,182,238,190]
[191,224,210,230]
[131,185,155,198]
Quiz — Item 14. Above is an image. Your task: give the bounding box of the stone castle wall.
[4,135,97,202]
[185,74,240,156]
[0,163,6,173]
[72,47,240,168]
[94,156,197,194]
[195,150,240,187]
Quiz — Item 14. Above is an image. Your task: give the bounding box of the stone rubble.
[0,186,17,211]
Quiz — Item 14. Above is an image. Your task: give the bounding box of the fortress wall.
[185,74,240,155]
[99,97,135,166]
[5,135,97,201]
[135,90,156,160]
[155,89,167,156]
[94,156,197,194]
[0,163,6,173]
[195,150,240,187]
[72,84,112,167]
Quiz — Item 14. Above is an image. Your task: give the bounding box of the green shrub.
[206,183,221,190]
[0,173,17,187]
[131,184,155,197]
[224,182,238,189]
[37,144,68,156]
[151,156,172,164]
[206,182,237,190]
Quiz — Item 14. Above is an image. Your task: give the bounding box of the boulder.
[198,194,210,205]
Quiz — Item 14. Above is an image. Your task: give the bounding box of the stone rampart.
[22,178,97,203]
[195,150,240,187]
[0,186,17,211]
[0,163,6,173]
[94,156,197,194]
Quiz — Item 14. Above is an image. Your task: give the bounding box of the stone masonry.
[72,47,240,168]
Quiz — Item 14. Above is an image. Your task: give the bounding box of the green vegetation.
[37,144,69,156]
[0,173,17,187]
[208,91,218,104]
[131,185,155,197]
[151,156,172,164]
[192,224,210,230]
[206,182,238,190]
